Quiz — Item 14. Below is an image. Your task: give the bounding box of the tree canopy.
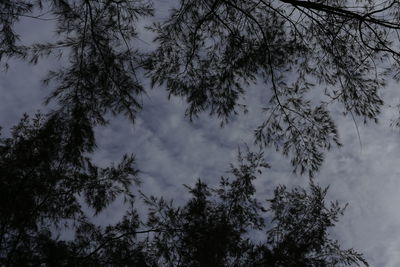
[3,0,400,265]
[149,0,400,175]
[3,1,400,175]
[0,126,368,266]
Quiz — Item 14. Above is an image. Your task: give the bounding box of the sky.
[1,2,400,266]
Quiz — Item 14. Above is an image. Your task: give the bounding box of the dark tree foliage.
[148,0,400,175]
[143,149,368,267]
[0,0,389,266]
[2,0,153,127]
[1,1,400,174]
[0,1,32,62]
[0,139,368,266]
[0,113,141,266]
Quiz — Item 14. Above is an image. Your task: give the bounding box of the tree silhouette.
[0,139,369,266]
[2,1,400,174]
[143,149,368,266]
[148,0,400,175]
[0,113,140,266]
[2,0,396,265]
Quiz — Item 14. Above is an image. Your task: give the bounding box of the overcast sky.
[1,2,400,266]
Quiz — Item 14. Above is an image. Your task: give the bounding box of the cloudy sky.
[2,2,400,266]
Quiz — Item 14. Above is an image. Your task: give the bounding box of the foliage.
[2,0,153,126]
[0,0,32,64]
[148,0,399,175]
[0,113,140,266]
[143,149,368,266]
[2,1,400,174]
[1,0,393,265]
[0,139,368,266]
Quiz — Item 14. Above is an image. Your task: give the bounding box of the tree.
[1,0,392,265]
[0,133,369,266]
[2,1,400,175]
[0,113,141,266]
[143,149,368,267]
[148,0,400,175]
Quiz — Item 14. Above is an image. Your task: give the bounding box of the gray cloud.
[2,2,400,266]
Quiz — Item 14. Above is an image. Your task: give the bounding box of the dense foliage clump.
[0,124,368,266]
